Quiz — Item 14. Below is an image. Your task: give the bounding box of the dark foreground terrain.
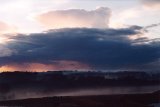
[1,71,159,100]
[0,90,159,107]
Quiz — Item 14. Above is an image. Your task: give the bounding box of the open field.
[0,90,159,107]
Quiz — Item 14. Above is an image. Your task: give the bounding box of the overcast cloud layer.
[0,26,159,70]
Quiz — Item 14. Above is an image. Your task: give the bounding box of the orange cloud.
[0,21,18,45]
[0,61,90,72]
[0,21,17,34]
[141,0,160,9]
[35,7,111,29]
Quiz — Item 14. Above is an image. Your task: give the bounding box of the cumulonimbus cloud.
[35,7,111,29]
[0,26,159,70]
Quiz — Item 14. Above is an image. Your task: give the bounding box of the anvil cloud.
[36,7,111,29]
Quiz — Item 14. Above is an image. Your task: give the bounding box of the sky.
[0,0,160,71]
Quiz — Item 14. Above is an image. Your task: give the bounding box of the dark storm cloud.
[0,27,160,70]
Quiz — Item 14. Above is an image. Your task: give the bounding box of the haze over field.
[0,71,159,100]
